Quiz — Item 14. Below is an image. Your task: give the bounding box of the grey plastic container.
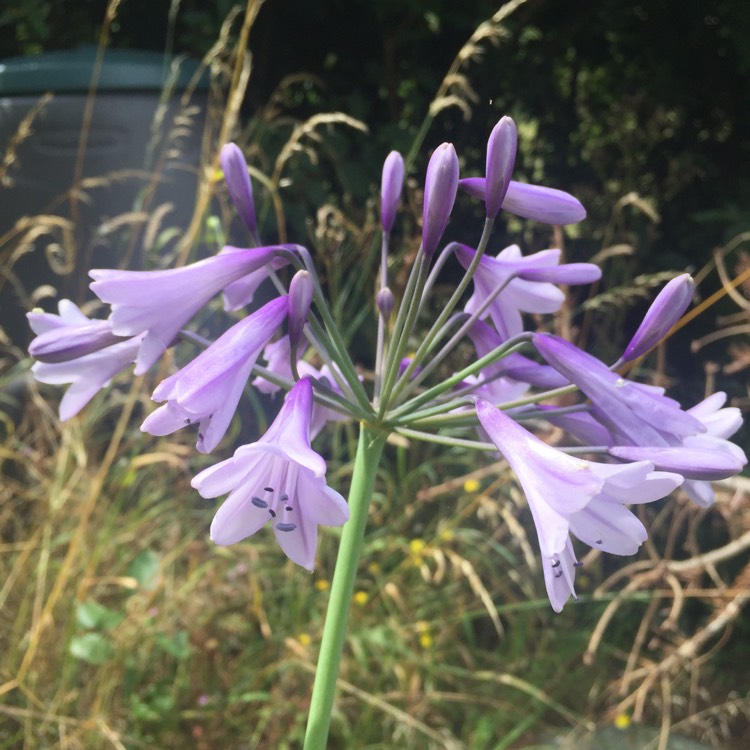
[0,46,209,344]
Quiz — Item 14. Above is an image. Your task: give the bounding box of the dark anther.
[551,559,561,568]
[595,539,603,545]
[251,496,268,508]
[198,432,204,440]
[285,506,293,512]
[184,418,192,425]
[276,522,297,533]
[574,561,584,568]
[264,486,274,493]
[280,493,289,503]
[554,569,563,578]
[269,509,277,518]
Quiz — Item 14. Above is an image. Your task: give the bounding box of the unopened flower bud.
[422,143,459,257]
[622,274,694,362]
[220,143,257,234]
[376,287,394,320]
[485,116,517,218]
[380,151,404,233]
[288,270,314,354]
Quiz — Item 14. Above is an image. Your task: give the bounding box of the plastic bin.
[0,46,209,344]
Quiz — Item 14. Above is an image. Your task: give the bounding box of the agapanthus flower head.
[475,399,682,611]
[622,273,694,363]
[380,150,405,233]
[484,116,517,218]
[220,142,257,235]
[422,143,459,257]
[455,244,600,340]
[141,296,289,453]
[90,245,297,374]
[27,299,123,363]
[191,377,349,570]
[459,177,586,225]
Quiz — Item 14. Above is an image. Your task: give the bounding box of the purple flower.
[191,377,349,570]
[27,299,123,363]
[533,333,705,446]
[141,296,289,453]
[681,392,746,506]
[422,143,459,257]
[455,244,600,340]
[32,335,143,421]
[622,274,694,363]
[476,399,682,611]
[252,336,353,439]
[484,116,517,218]
[459,177,586,225]
[381,151,405,233]
[221,143,257,235]
[90,245,296,374]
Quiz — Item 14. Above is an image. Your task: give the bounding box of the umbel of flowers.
[28,116,746,749]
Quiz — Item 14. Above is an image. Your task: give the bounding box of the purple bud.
[288,270,313,354]
[517,263,602,285]
[422,143,459,257]
[485,116,517,218]
[220,143,257,235]
[376,287,394,320]
[380,151,404,233]
[622,274,695,363]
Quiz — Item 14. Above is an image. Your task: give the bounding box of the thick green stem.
[303,425,387,750]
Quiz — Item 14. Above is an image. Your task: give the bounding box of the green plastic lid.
[0,46,209,95]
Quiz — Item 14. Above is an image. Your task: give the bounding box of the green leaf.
[69,633,113,665]
[76,599,125,631]
[155,630,191,660]
[127,549,160,591]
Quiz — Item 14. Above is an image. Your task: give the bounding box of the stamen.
[269,509,277,518]
[551,559,561,568]
[264,486,274,492]
[184,418,191,424]
[595,539,603,545]
[276,522,297,532]
[251,496,268,508]
[554,569,563,578]
[285,506,293,512]
[574,561,584,568]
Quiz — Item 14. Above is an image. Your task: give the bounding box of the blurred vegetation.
[2,0,750,748]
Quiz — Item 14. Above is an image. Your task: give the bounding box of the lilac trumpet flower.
[422,143,459,257]
[533,333,705,446]
[681,392,746,506]
[221,142,258,235]
[459,177,586,225]
[27,299,123,363]
[455,244,600,340]
[381,150,405,233]
[476,399,682,612]
[90,244,297,374]
[28,299,143,420]
[191,377,349,570]
[141,296,289,453]
[622,273,694,363]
